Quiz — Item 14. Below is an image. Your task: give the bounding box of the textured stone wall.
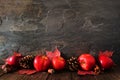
[0,0,120,64]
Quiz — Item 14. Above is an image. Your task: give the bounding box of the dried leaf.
[18,69,37,75]
[46,48,61,60]
[46,51,54,60]
[77,70,95,75]
[99,50,113,57]
[53,48,61,57]
[13,52,22,57]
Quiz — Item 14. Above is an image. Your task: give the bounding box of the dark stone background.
[0,0,120,64]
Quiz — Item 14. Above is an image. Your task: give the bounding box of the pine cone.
[19,55,35,69]
[93,65,101,75]
[48,68,55,74]
[66,57,80,71]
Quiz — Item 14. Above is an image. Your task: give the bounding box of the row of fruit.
[1,48,115,75]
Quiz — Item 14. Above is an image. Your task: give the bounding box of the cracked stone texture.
[0,0,120,64]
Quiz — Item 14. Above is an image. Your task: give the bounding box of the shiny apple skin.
[78,53,96,71]
[99,55,114,70]
[34,55,51,71]
[52,56,66,70]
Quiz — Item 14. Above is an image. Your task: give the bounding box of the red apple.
[34,55,51,71]
[99,55,114,70]
[6,55,19,66]
[5,52,22,66]
[78,53,96,71]
[52,56,66,70]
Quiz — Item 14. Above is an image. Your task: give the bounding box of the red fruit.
[34,55,51,71]
[99,55,114,70]
[78,53,96,71]
[46,48,61,60]
[6,56,18,66]
[5,52,22,66]
[52,56,66,70]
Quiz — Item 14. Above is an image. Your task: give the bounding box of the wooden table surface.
[0,65,120,80]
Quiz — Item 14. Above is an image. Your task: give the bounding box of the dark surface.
[0,66,120,80]
[0,0,120,64]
